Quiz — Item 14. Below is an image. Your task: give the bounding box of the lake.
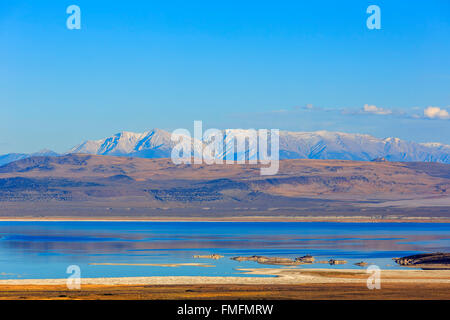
[0,221,449,279]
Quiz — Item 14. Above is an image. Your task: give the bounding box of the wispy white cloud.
[238,104,450,122]
[362,104,393,115]
[423,106,450,120]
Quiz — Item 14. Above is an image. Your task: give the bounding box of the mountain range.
[1,129,449,166]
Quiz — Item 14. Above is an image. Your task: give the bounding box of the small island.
[193,254,224,260]
[354,262,368,267]
[231,256,301,266]
[393,253,450,270]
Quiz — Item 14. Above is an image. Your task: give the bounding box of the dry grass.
[0,283,449,300]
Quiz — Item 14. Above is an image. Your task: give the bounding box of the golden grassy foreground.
[1,268,449,300]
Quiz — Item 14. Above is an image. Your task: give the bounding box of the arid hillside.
[0,154,449,219]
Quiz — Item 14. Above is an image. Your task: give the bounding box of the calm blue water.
[0,221,449,279]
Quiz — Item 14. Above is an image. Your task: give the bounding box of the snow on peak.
[65,129,450,164]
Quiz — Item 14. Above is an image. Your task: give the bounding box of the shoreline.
[1,269,449,299]
[2,268,450,286]
[1,216,450,223]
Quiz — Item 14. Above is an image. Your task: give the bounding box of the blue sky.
[1,0,449,153]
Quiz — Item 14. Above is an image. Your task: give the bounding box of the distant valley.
[0,154,449,220]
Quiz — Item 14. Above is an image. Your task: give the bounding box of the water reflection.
[0,222,448,279]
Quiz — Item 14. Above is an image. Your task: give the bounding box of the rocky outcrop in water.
[296,255,315,263]
[328,259,347,265]
[231,255,319,266]
[393,253,450,269]
[193,254,224,260]
[231,256,303,266]
[354,262,368,267]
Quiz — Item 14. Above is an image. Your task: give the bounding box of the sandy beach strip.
[1,268,450,286]
[1,269,449,300]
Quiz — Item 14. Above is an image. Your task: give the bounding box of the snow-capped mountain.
[277,131,450,163]
[70,129,174,158]
[67,129,450,164]
[1,129,449,166]
[69,129,205,159]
